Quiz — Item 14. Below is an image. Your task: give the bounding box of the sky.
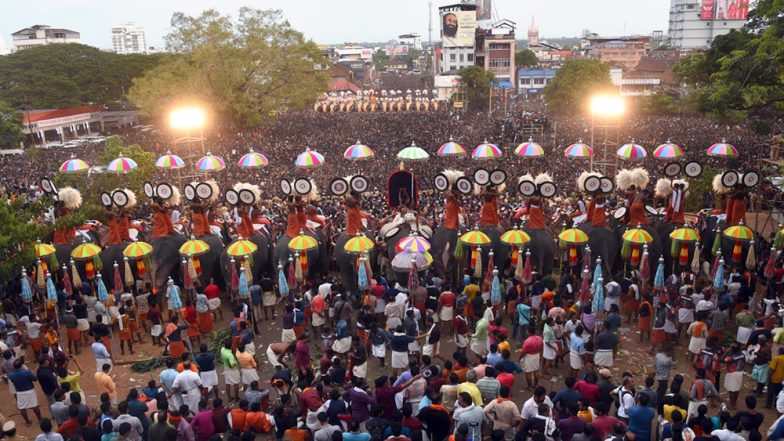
[0,0,671,50]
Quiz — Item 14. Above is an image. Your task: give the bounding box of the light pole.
[588,95,625,175]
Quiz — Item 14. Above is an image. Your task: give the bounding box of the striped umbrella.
[343,141,375,160]
[123,241,153,258]
[391,251,430,270]
[155,151,185,169]
[288,233,318,252]
[106,153,138,173]
[396,234,431,253]
[558,228,589,244]
[707,139,738,157]
[622,228,654,244]
[59,154,89,173]
[196,152,226,172]
[564,141,593,159]
[397,142,430,161]
[670,228,701,242]
[71,243,102,260]
[35,242,56,257]
[515,138,545,158]
[344,235,375,254]
[295,148,325,168]
[179,239,210,256]
[460,230,491,246]
[437,136,466,157]
[238,149,269,168]
[616,142,647,160]
[671,228,700,267]
[226,239,258,257]
[722,225,754,241]
[500,229,531,246]
[471,140,503,160]
[652,140,684,160]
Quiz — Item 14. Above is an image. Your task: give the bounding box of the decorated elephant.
[272,228,328,282]
[430,225,460,286]
[334,231,377,294]
[698,214,757,270]
[220,232,272,291]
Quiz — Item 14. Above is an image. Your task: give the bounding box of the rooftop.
[22,105,103,124]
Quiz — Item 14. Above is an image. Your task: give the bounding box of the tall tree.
[457,66,495,111]
[543,59,613,114]
[0,100,23,148]
[515,49,539,67]
[129,8,328,129]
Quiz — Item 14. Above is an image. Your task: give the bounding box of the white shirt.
[614,386,635,418]
[520,396,554,420]
[696,299,715,312]
[172,369,202,393]
[711,429,746,441]
[777,388,784,414]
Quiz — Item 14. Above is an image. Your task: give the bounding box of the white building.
[398,33,422,50]
[667,0,747,50]
[12,25,80,50]
[111,23,147,54]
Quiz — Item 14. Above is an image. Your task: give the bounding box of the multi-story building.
[517,69,556,95]
[589,39,650,70]
[437,1,477,74]
[667,0,748,50]
[12,25,80,50]
[111,23,147,54]
[474,20,516,87]
[398,33,422,50]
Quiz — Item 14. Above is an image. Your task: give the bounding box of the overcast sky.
[0,0,670,50]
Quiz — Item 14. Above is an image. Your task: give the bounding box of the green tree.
[515,49,539,67]
[641,93,678,114]
[129,8,328,129]
[0,44,165,109]
[0,100,23,148]
[457,66,495,111]
[543,59,614,114]
[0,198,44,280]
[373,49,389,71]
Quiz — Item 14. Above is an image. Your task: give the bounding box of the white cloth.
[372,344,386,358]
[312,312,325,327]
[724,371,743,392]
[543,343,556,360]
[262,292,276,307]
[737,326,752,344]
[455,333,468,348]
[77,318,90,331]
[392,350,408,369]
[200,370,219,389]
[281,329,296,343]
[208,298,221,311]
[223,367,241,385]
[151,324,162,337]
[594,349,614,367]
[439,306,453,321]
[352,362,367,378]
[267,345,283,368]
[332,337,351,354]
[688,336,706,354]
[16,388,38,409]
[422,342,439,357]
[172,370,202,412]
[520,396,554,420]
[241,368,259,385]
[470,338,488,356]
[569,349,583,369]
[523,354,540,373]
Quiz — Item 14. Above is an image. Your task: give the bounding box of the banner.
[701,0,714,19]
[703,0,749,20]
[441,10,476,47]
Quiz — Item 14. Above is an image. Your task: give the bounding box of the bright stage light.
[169,107,206,130]
[590,95,625,117]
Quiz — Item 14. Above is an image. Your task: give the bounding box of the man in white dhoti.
[171,361,204,414]
[594,323,617,368]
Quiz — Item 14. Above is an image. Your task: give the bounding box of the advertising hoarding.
[441,10,476,47]
[701,0,749,20]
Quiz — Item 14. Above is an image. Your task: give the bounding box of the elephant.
[430,226,460,287]
[150,233,188,292]
[426,225,510,285]
[578,224,620,279]
[219,232,272,291]
[334,231,378,294]
[272,228,328,282]
[698,215,758,270]
[521,228,556,276]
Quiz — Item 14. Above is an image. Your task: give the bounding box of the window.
[489,43,509,50]
[489,58,510,68]
[534,78,545,85]
[467,54,474,62]
[450,53,456,61]
[53,32,66,38]
[459,54,464,62]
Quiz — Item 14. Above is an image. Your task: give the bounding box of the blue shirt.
[159,368,177,391]
[487,352,503,367]
[91,342,111,359]
[343,433,371,441]
[195,352,215,372]
[495,359,523,374]
[8,369,37,391]
[517,303,531,326]
[571,334,585,355]
[628,405,655,441]
[552,388,583,419]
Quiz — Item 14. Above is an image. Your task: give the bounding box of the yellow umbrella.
[460,230,491,245]
[226,239,258,257]
[558,228,589,244]
[670,228,701,242]
[289,233,319,252]
[123,241,153,258]
[344,236,375,254]
[35,241,56,257]
[622,228,654,244]
[179,239,210,256]
[500,229,531,246]
[71,243,102,260]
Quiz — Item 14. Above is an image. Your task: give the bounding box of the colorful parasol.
[396,234,431,253]
[106,153,138,173]
[460,230,492,246]
[500,229,531,246]
[707,139,738,157]
[35,241,56,257]
[391,251,430,270]
[123,241,153,258]
[226,239,258,257]
[343,141,375,160]
[722,224,754,241]
[196,152,226,172]
[397,142,430,161]
[616,142,647,160]
[344,235,375,254]
[558,228,589,244]
[59,154,89,173]
[670,228,700,242]
[622,228,654,244]
[155,151,185,169]
[652,140,684,160]
[515,138,544,158]
[471,140,503,160]
[564,141,593,159]
[179,239,210,256]
[288,233,318,252]
[437,136,466,157]
[295,147,325,168]
[238,149,269,168]
[71,243,102,260]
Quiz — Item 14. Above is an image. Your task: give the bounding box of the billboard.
[701,0,749,20]
[441,10,476,47]
[384,45,410,57]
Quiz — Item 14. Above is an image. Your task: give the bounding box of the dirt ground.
[2,300,782,438]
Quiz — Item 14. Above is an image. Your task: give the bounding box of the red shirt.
[497,372,515,389]
[574,381,600,405]
[205,284,220,300]
[311,295,326,314]
[58,418,80,438]
[592,416,625,440]
[439,291,456,308]
[454,316,468,335]
[521,335,544,354]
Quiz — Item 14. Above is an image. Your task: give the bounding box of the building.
[588,38,650,70]
[526,17,573,65]
[398,33,422,50]
[475,19,516,87]
[617,52,680,96]
[111,23,147,54]
[22,105,104,143]
[437,1,477,74]
[517,69,556,95]
[528,16,539,47]
[12,25,80,50]
[336,46,373,63]
[667,0,748,49]
[327,63,363,93]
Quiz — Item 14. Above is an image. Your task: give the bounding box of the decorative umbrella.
[277,263,289,296]
[461,229,491,277]
[437,136,466,157]
[640,245,651,282]
[616,142,647,160]
[226,239,258,257]
[583,245,593,271]
[670,227,701,268]
[723,223,754,263]
[69,259,82,287]
[765,247,777,279]
[592,256,602,287]
[593,276,604,312]
[707,139,739,157]
[691,242,702,275]
[238,149,269,167]
[59,154,89,173]
[491,267,501,306]
[623,227,654,266]
[501,229,530,270]
[579,267,591,304]
[35,242,56,258]
[564,141,593,159]
[343,141,375,160]
[344,235,375,254]
[358,255,369,290]
[46,272,57,302]
[392,251,430,270]
[62,267,73,296]
[654,256,665,290]
[515,138,544,158]
[396,234,431,253]
[196,152,226,172]
[106,153,138,173]
[238,268,249,299]
[179,239,210,256]
[123,241,153,278]
[471,140,503,160]
[295,147,325,168]
[652,140,684,160]
[96,273,109,302]
[71,242,102,279]
[397,142,429,161]
[713,257,725,289]
[123,257,133,287]
[155,151,185,169]
[20,269,32,302]
[558,228,589,266]
[288,233,318,252]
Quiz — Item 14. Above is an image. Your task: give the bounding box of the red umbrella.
[764,247,777,279]
[62,268,73,296]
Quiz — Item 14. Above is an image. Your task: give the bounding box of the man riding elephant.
[335,191,377,294]
[429,170,466,285]
[53,187,82,246]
